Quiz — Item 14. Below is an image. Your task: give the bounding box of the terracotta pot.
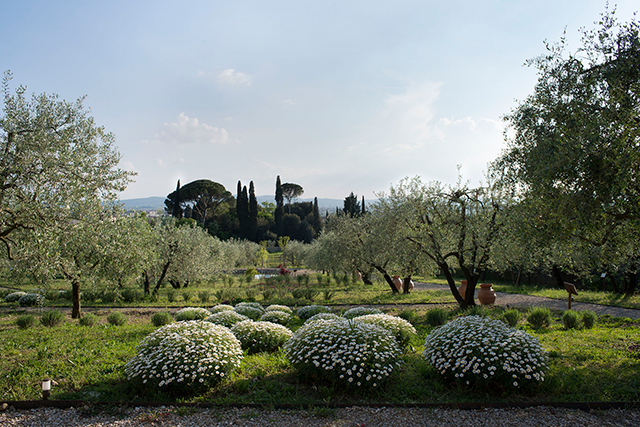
[392,275,403,292]
[478,283,496,305]
[458,280,468,300]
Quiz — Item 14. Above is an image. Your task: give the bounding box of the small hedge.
[175,307,211,321]
[231,320,293,354]
[18,293,45,307]
[5,292,27,303]
[259,310,291,325]
[297,305,332,320]
[423,315,548,389]
[206,310,250,328]
[125,321,243,391]
[284,318,403,388]
[354,314,418,349]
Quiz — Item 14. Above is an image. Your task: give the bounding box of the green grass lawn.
[2,306,640,404]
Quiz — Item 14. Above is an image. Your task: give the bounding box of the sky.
[2,1,639,201]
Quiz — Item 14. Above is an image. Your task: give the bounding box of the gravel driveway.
[2,405,640,427]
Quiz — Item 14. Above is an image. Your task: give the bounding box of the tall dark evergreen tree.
[312,197,322,236]
[236,180,249,238]
[171,179,183,218]
[343,192,361,217]
[362,196,366,215]
[248,181,258,241]
[275,175,284,236]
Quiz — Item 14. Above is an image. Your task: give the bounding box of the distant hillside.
[121,195,344,214]
[120,196,166,211]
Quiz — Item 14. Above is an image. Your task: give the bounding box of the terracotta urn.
[478,283,496,305]
[392,275,403,292]
[458,280,468,300]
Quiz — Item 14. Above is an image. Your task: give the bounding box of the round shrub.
[236,302,264,312]
[527,307,552,329]
[259,310,291,325]
[101,290,121,303]
[121,288,141,303]
[206,310,249,328]
[44,289,60,301]
[175,307,211,321]
[125,321,243,391]
[40,310,64,327]
[231,320,293,354]
[297,305,332,320]
[59,290,73,300]
[425,308,449,326]
[210,304,234,313]
[423,316,548,389]
[5,291,27,303]
[16,314,35,329]
[342,306,383,320]
[354,314,418,349]
[500,309,522,327]
[107,311,127,326]
[151,311,173,327]
[79,313,98,327]
[82,289,99,303]
[562,310,581,329]
[265,304,293,315]
[284,318,403,388]
[234,305,263,320]
[18,293,45,307]
[305,312,340,324]
[581,310,597,329]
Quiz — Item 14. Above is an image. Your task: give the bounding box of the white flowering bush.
[206,310,249,328]
[231,320,293,354]
[234,305,263,320]
[342,306,383,319]
[5,292,27,303]
[297,304,332,320]
[236,302,265,312]
[265,304,293,315]
[18,293,46,307]
[259,310,291,325]
[284,318,403,388]
[305,312,341,324]
[175,307,211,321]
[423,316,548,389]
[125,321,243,392]
[210,304,234,313]
[355,314,418,349]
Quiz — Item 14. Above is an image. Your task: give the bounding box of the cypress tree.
[248,181,258,241]
[362,196,366,215]
[312,197,322,236]
[275,175,284,236]
[237,180,249,238]
[172,179,183,218]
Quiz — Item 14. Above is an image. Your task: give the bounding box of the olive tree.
[491,10,640,290]
[377,177,509,308]
[143,218,232,294]
[0,72,132,258]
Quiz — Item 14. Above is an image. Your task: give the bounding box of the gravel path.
[415,282,640,319]
[2,405,640,427]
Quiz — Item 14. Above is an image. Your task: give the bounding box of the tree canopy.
[491,8,640,287]
[0,72,133,258]
[165,179,232,225]
[281,182,304,213]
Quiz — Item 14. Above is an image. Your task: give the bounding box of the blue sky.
[3,1,638,201]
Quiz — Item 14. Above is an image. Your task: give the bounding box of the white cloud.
[217,68,253,86]
[378,81,443,152]
[150,113,231,145]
